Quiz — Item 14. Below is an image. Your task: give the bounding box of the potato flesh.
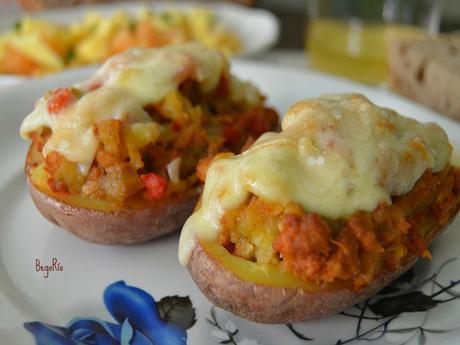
[220,197,285,265]
[44,151,84,194]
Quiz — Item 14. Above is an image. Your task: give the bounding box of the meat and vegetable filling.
[218,167,460,289]
[27,81,278,206]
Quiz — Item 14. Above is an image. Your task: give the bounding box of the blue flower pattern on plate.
[24,281,189,345]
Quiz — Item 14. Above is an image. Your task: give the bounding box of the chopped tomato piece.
[47,88,76,114]
[140,173,168,200]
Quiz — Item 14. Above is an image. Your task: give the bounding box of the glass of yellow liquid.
[306,0,441,84]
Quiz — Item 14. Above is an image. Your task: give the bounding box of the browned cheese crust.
[187,217,457,324]
[27,175,198,244]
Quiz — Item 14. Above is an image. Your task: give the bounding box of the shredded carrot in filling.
[28,81,279,206]
[219,167,460,289]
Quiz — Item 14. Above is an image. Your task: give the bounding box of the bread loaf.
[388,34,460,121]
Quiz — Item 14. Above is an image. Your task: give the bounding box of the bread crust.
[187,217,456,324]
[388,35,460,121]
[27,175,198,244]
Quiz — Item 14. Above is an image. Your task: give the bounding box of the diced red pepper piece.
[47,88,76,114]
[140,173,168,201]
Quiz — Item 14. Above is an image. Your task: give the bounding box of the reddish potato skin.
[187,217,456,324]
[27,175,198,244]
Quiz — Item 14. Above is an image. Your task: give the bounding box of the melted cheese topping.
[179,94,452,265]
[20,43,262,174]
[81,44,226,105]
[21,87,152,174]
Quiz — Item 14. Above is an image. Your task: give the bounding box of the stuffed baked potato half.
[26,166,197,244]
[21,43,279,244]
[179,94,460,323]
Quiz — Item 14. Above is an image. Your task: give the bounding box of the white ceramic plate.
[0,62,459,345]
[0,1,279,86]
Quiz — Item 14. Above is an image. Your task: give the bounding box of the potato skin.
[27,175,198,244]
[187,217,456,324]
[188,242,414,323]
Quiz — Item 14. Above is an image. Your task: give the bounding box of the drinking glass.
[306,0,442,83]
